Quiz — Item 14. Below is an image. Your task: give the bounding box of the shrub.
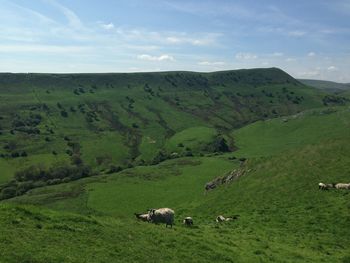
[61,110,68,118]
[1,187,17,199]
[207,136,230,153]
[11,152,20,158]
[71,155,83,166]
[107,165,123,174]
[152,151,169,165]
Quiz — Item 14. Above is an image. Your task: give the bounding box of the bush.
[71,155,83,166]
[152,151,170,165]
[239,157,247,162]
[1,187,17,199]
[61,110,68,118]
[47,178,62,185]
[107,165,123,174]
[11,152,20,158]
[207,136,230,153]
[184,151,193,157]
[1,163,94,200]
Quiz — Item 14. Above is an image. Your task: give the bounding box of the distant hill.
[0,67,327,186]
[298,79,350,93]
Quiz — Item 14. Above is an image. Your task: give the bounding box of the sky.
[0,0,349,82]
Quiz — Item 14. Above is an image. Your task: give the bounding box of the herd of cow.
[134,208,239,228]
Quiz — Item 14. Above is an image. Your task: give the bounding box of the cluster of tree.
[164,75,178,87]
[11,113,42,134]
[323,95,349,106]
[73,87,86,95]
[151,148,194,165]
[85,111,99,123]
[0,151,27,158]
[285,94,304,104]
[106,165,123,174]
[125,96,135,109]
[205,136,231,153]
[143,83,155,96]
[0,162,92,200]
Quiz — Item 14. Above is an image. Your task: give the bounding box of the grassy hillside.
[0,68,326,188]
[2,106,350,262]
[298,79,350,93]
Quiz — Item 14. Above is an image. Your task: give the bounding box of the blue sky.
[0,0,349,82]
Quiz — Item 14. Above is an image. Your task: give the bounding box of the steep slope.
[3,106,350,262]
[0,68,326,187]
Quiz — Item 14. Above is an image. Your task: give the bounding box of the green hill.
[298,79,350,93]
[2,105,349,262]
[1,69,350,262]
[0,68,325,187]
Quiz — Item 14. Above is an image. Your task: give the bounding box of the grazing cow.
[183,217,193,226]
[148,208,175,228]
[335,183,350,190]
[134,213,150,222]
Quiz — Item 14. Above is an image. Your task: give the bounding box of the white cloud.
[327,66,338,71]
[198,61,225,66]
[272,52,284,57]
[0,44,92,53]
[288,30,306,37]
[115,28,220,47]
[164,34,220,46]
[101,23,114,30]
[45,0,83,29]
[137,54,175,61]
[298,70,320,77]
[235,52,257,60]
[308,52,316,57]
[285,57,296,62]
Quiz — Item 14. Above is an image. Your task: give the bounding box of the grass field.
[2,106,349,262]
[0,70,350,262]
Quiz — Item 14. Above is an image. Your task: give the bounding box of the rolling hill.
[0,68,349,262]
[0,68,325,188]
[298,79,350,93]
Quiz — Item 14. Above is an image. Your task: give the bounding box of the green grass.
[3,137,350,262]
[165,126,217,153]
[3,106,350,262]
[233,106,350,157]
[0,68,327,183]
[1,70,350,262]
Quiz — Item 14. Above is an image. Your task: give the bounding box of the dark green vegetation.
[1,69,350,262]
